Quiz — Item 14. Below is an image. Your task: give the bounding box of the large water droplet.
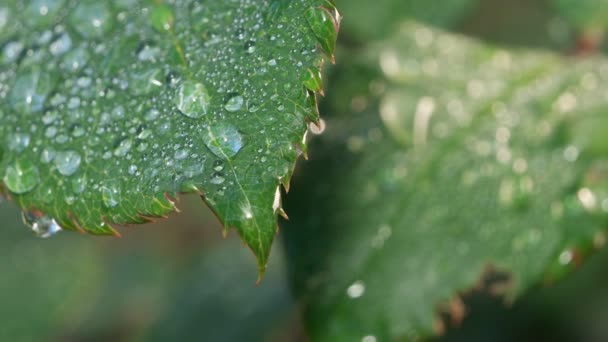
[203,123,244,159]
[22,211,62,238]
[175,81,210,119]
[24,0,65,27]
[7,133,31,153]
[49,33,72,56]
[9,69,54,113]
[69,1,113,38]
[3,159,40,194]
[54,150,81,176]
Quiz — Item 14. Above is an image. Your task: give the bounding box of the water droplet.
[175,81,210,119]
[563,145,579,162]
[244,40,256,53]
[213,160,224,171]
[72,176,87,194]
[49,33,72,56]
[225,94,244,112]
[7,133,31,153]
[308,119,326,135]
[60,46,89,72]
[24,0,64,27]
[41,148,56,163]
[9,69,54,113]
[559,249,573,265]
[54,150,81,176]
[101,183,120,208]
[3,159,40,194]
[130,68,163,96]
[114,138,133,157]
[577,187,597,212]
[346,280,365,299]
[3,41,24,63]
[21,212,62,238]
[69,1,113,38]
[210,172,225,184]
[203,123,244,159]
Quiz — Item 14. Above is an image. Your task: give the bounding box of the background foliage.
[4,0,608,341]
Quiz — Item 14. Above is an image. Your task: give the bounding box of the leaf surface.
[0,0,338,275]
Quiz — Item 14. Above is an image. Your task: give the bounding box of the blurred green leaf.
[336,0,475,41]
[0,203,101,341]
[285,22,608,340]
[552,0,608,31]
[0,0,339,274]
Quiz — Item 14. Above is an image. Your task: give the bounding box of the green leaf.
[335,0,475,41]
[284,22,608,340]
[551,0,608,31]
[0,0,338,276]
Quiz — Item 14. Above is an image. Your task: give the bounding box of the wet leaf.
[284,22,608,340]
[0,0,338,276]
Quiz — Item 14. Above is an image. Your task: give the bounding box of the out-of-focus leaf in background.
[552,0,608,32]
[284,22,608,341]
[335,0,475,42]
[0,197,298,341]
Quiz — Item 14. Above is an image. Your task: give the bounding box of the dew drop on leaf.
[9,70,53,113]
[7,133,31,153]
[225,94,244,112]
[54,150,82,176]
[101,183,120,208]
[203,123,244,159]
[210,172,226,184]
[244,40,256,54]
[174,81,210,119]
[3,159,40,194]
[114,138,133,157]
[69,1,113,38]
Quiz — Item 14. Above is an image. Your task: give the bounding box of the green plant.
[3,0,608,341]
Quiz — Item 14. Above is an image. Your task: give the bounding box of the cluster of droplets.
[0,0,331,234]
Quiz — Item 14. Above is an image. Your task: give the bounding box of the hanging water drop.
[22,211,63,238]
